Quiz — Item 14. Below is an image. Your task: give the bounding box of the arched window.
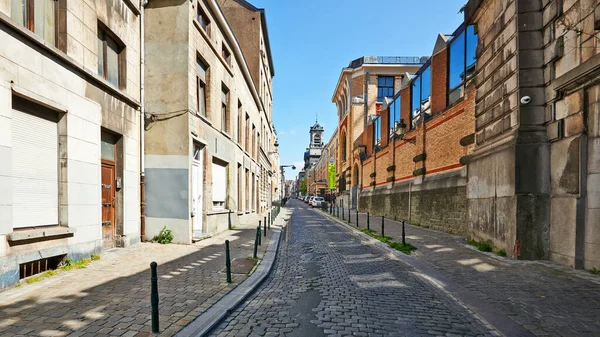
[341,131,347,162]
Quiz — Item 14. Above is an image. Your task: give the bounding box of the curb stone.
[316,208,533,337]
[174,209,291,337]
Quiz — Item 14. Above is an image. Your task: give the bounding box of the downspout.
[140,0,149,242]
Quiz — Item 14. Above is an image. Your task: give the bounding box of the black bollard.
[348,208,352,224]
[402,220,406,246]
[253,226,259,258]
[258,221,262,246]
[356,211,359,227]
[381,215,385,238]
[342,206,345,220]
[367,212,370,230]
[228,210,232,230]
[150,262,159,333]
[264,218,267,237]
[225,240,232,283]
[268,212,271,230]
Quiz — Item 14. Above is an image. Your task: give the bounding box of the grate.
[19,255,65,279]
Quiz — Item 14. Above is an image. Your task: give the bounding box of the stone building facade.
[0,0,142,288]
[144,0,276,244]
[307,128,337,200]
[464,0,600,268]
[331,56,426,210]
[355,25,478,235]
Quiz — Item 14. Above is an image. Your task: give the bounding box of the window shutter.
[212,162,227,206]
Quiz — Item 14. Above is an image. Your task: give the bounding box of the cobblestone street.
[209,200,498,337]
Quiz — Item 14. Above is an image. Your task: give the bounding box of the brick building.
[331,56,426,210]
[307,129,338,199]
[464,0,600,268]
[354,25,478,235]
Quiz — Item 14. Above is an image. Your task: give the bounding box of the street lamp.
[393,119,416,144]
[279,165,296,201]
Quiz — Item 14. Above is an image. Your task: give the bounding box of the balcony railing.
[348,56,429,69]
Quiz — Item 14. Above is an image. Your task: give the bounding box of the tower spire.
[316,111,318,123]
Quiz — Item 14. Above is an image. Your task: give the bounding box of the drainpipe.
[140,0,149,242]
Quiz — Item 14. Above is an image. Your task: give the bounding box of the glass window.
[212,161,227,209]
[101,132,116,161]
[221,85,229,132]
[98,27,123,88]
[197,58,208,116]
[374,117,381,146]
[411,76,421,128]
[448,25,478,105]
[222,45,231,66]
[377,76,394,102]
[12,0,56,46]
[389,96,401,138]
[197,4,211,35]
[421,66,431,116]
[410,65,432,129]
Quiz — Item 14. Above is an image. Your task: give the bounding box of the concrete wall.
[0,0,141,288]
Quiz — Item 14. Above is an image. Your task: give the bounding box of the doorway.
[101,132,117,249]
[192,143,206,239]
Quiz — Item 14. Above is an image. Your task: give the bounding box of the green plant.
[494,249,507,257]
[389,241,418,255]
[412,222,421,227]
[154,226,174,244]
[91,254,100,261]
[589,268,600,275]
[467,239,493,252]
[422,225,430,229]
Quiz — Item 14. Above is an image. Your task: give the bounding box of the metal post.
[348,208,352,224]
[268,212,271,230]
[402,220,406,246]
[228,210,232,230]
[150,262,159,333]
[258,221,262,246]
[356,210,359,227]
[367,212,370,230]
[263,218,267,237]
[225,240,232,283]
[253,226,259,258]
[342,206,345,220]
[381,216,385,238]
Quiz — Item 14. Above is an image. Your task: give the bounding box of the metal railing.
[348,56,429,68]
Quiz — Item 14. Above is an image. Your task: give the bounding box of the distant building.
[304,120,324,170]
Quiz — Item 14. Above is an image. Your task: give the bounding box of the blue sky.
[250,0,467,177]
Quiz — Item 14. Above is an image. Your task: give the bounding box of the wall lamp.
[394,119,417,144]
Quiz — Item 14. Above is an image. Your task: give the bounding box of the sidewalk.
[328,209,600,337]
[0,212,278,337]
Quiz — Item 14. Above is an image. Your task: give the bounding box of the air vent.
[19,255,65,280]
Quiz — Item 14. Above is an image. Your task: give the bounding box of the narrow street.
[208,200,498,337]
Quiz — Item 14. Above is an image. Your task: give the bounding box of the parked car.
[311,197,324,207]
[307,196,314,205]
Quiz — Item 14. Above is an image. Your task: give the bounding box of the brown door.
[101,161,116,248]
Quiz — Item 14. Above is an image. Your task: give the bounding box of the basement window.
[19,255,65,280]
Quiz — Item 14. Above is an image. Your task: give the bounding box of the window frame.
[196,2,211,36]
[221,84,229,132]
[12,0,59,47]
[97,24,125,89]
[222,44,231,66]
[388,93,401,140]
[196,56,208,117]
[447,24,478,106]
[377,76,395,103]
[410,62,432,130]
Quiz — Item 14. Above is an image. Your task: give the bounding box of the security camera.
[520,96,532,105]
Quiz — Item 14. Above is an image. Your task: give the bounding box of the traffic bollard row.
[225,240,232,283]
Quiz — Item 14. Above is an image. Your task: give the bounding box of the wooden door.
[101,161,116,248]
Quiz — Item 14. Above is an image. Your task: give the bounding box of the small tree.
[299,178,307,194]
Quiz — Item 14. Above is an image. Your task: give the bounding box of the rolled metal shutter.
[12,108,59,228]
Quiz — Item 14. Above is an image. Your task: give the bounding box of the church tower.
[304,118,325,169]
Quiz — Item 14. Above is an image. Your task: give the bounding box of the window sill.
[207,209,230,215]
[221,130,232,139]
[196,113,213,126]
[193,20,234,77]
[0,12,140,108]
[8,226,75,244]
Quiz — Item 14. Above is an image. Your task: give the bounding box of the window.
[197,57,208,117]
[237,101,242,143]
[252,124,256,158]
[448,25,478,105]
[222,45,231,66]
[212,160,228,209]
[221,84,229,132]
[374,116,381,147]
[377,76,395,102]
[341,132,347,162]
[11,0,57,46]
[388,96,401,139]
[196,3,211,36]
[410,65,431,129]
[98,26,124,88]
[237,163,242,211]
[245,168,249,211]
[245,114,250,151]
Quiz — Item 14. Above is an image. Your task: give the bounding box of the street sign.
[328,163,336,189]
